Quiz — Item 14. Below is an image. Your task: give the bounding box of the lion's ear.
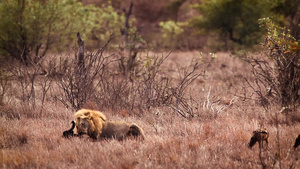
[84,112,90,116]
[100,117,106,122]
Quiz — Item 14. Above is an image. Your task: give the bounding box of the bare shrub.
[2,58,55,117]
[55,33,213,117]
[92,52,172,112]
[11,62,40,108]
[56,34,114,110]
[94,51,214,118]
[166,56,213,118]
[126,53,171,109]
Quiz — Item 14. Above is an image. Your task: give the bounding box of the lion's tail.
[129,123,145,140]
[70,121,75,131]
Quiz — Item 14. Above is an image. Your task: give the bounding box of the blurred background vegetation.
[0,0,299,63]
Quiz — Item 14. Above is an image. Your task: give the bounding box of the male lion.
[74,109,145,141]
[74,109,107,140]
[249,129,269,149]
[294,134,300,149]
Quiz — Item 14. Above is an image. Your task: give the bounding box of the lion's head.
[76,115,94,136]
[74,109,107,140]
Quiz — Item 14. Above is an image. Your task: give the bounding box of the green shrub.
[159,20,187,48]
[190,0,274,48]
[0,0,126,65]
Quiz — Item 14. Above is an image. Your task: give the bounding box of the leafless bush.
[130,54,170,108]
[0,55,56,117]
[8,62,42,110]
[54,33,213,118]
[93,52,172,113]
[166,57,212,118]
[97,51,214,118]
[56,34,114,110]
[38,75,52,115]
[0,66,62,117]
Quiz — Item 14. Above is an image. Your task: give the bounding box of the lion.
[249,129,269,149]
[62,121,76,138]
[294,134,300,149]
[74,109,145,141]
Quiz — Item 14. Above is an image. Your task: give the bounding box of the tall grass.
[0,52,299,168]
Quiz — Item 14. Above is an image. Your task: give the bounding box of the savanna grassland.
[0,51,299,169]
[0,0,300,168]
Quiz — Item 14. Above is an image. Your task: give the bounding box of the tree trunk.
[76,32,85,69]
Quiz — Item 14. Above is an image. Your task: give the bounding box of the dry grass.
[0,52,299,169]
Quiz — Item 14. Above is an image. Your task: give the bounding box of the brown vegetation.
[0,52,299,168]
[0,0,299,168]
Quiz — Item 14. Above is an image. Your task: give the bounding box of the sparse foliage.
[159,20,187,48]
[242,18,300,108]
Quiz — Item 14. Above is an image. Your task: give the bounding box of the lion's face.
[76,117,92,135]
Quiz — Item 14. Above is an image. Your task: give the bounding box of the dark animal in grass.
[63,121,76,138]
[294,134,300,149]
[249,129,269,149]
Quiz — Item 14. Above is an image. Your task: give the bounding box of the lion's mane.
[74,109,107,140]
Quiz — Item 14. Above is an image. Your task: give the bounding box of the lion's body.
[249,129,269,149]
[74,109,144,141]
[100,121,145,140]
[294,134,300,149]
